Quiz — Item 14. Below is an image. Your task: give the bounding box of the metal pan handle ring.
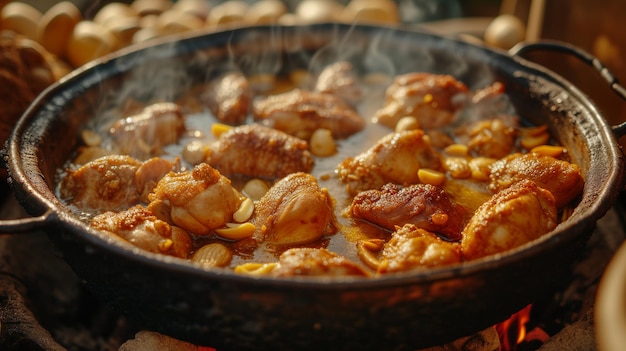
[509,40,626,138]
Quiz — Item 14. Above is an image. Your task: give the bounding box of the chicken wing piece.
[488,152,584,209]
[59,155,143,212]
[202,72,251,125]
[147,163,243,235]
[251,172,337,247]
[461,179,557,260]
[455,117,518,159]
[271,248,370,277]
[108,102,186,159]
[373,72,468,130]
[91,205,192,258]
[314,61,363,105]
[252,88,365,139]
[337,129,442,195]
[378,224,461,273]
[205,124,314,180]
[350,183,466,241]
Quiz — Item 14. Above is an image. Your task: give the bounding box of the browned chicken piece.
[455,118,517,159]
[337,129,442,195]
[314,61,362,105]
[202,72,251,125]
[378,224,461,273]
[91,205,192,259]
[272,248,369,277]
[251,172,337,247]
[373,72,468,130]
[462,179,558,260]
[350,183,467,241]
[205,124,314,180]
[252,88,365,139]
[135,157,181,203]
[59,155,143,212]
[147,163,243,235]
[108,102,186,159]
[488,152,584,209]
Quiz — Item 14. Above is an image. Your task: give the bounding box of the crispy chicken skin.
[337,129,442,195]
[252,88,365,139]
[91,205,192,258]
[314,61,362,105]
[147,163,243,235]
[205,124,314,179]
[350,183,466,241]
[462,179,558,260]
[488,152,584,209]
[203,72,251,125]
[378,224,461,273]
[60,155,179,212]
[251,172,337,247]
[373,72,468,130]
[271,248,369,277]
[108,102,186,159]
[60,155,143,212]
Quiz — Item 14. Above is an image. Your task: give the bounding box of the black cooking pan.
[1,23,625,350]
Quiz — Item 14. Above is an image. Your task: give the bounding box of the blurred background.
[1,0,625,137]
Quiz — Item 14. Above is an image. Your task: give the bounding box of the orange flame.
[495,304,533,350]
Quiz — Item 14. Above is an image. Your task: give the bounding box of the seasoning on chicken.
[202,72,251,125]
[378,224,461,273]
[205,123,314,180]
[271,248,370,277]
[147,163,243,235]
[488,152,584,209]
[350,183,467,241]
[91,205,192,258]
[59,155,143,212]
[108,102,186,159]
[252,88,365,139]
[462,179,558,260]
[135,157,181,203]
[337,129,442,195]
[251,172,337,247]
[455,117,518,159]
[373,72,468,130]
[314,61,362,105]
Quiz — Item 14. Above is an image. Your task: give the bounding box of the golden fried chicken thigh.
[252,88,365,139]
[378,224,461,273]
[60,155,143,212]
[147,163,243,235]
[373,72,468,130]
[205,124,314,179]
[314,61,362,105]
[203,72,251,125]
[271,248,370,277]
[350,183,467,241]
[488,152,584,208]
[462,179,557,260]
[251,172,337,247]
[337,129,442,195]
[108,102,186,159]
[91,205,191,258]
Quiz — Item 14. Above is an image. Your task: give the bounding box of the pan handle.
[0,209,57,234]
[509,40,626,138]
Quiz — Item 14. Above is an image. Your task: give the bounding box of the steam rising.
[86,23,507,134]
